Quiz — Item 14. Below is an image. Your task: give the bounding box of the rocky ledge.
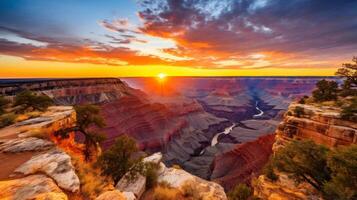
[0,106,80,199]
[274,103,356,150]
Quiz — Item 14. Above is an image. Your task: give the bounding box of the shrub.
[335,56,357,96]
[0,95,10,114]
[294,106,304,117]
[0,113,17,128]
[340,98,357,122]
[227,183,252,200]
[312,79,338,102]
[323,145,357,200]
[97,135,140,184]
[14,90,53,113]
[272,140,330,191]
[144,162,159,189]
[263,160,278,182]
[298,97,306,104]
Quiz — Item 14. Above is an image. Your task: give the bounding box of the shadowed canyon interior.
[0,77,321,189]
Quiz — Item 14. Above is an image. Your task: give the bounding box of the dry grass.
[71,154,114,199]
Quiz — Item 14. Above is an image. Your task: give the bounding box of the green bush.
[228,183,252,200]
[312,79,338,102]
[0,96,10,115]
[272,140,330,191]
[144,162,159,189]
[0,113,17,128]
[14,90,53,113]
[97,135,140,184]
[340,98,357,122]
[294,106,304,117]
[263,160,278,182]
[323,145,357,200]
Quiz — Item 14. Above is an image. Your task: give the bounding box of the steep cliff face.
[274,103,356,150]
[211,134,275,190]
[253,103,357,200]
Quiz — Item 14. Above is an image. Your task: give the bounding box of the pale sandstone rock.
[0,106,75,139]
[0,174,68,200]
[0,137,54,152]
[14,149,80,192]
[142,152,162,164]
[116,174,146,199]
[158,163,227,200]
[115,152,163,199]
[123,192,136,200]
[96,190,126,200]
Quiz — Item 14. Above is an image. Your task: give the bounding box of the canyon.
[0,77,322,190]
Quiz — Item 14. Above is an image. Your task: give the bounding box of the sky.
[0,0,357,78]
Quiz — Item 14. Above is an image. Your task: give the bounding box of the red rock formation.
[211,134,275,190]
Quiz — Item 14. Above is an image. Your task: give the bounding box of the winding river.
[199,100,265,154]
[211,123,236,146]
[253,100,264,117]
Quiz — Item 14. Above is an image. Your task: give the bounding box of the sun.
[158,73,166,80]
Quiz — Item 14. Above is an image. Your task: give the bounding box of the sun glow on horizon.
[158,73,167,80]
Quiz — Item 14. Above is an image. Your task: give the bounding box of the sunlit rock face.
[211,134,275,190]
[14,149,80,192]
[0,175,68,200]
[253,103,356,200]
[275,103,357,149]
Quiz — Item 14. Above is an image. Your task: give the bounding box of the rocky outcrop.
[211,134,275,190]
[14,149,80,192]
[0,106,76,139]
[0,137,54,152]
[253,173,321,200]
[158,166,227,200]
[253,102,356,199]
[275,103,356,149]
[0,175,68,200]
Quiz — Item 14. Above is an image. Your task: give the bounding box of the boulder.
[14,149,80,192]
[0,174,68,200]
[96,190,126,200]
[0,137,54,153]
[158,164,227,200]
[143,152,162,164]
[116,174,146,200]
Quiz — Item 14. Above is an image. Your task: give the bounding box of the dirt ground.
[0,152,37,180]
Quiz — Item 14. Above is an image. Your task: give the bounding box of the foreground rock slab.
[158,165,227,200]
[0,137,54,153]
[0,174,68,200]
[14,149,80,192]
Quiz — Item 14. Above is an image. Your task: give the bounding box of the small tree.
[14,90,53,112]
[97,135,140,184]
[272,140,330,191]
[336,57,357,96]
[0,96,10,115]
[227,183,252,200]
[340,98,357,122]
[55,104,106,161]
[323,145,357,200]
[312,79,338,102]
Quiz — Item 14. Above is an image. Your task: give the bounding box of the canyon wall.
[253,102,357,199]
[211,134,275,190]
